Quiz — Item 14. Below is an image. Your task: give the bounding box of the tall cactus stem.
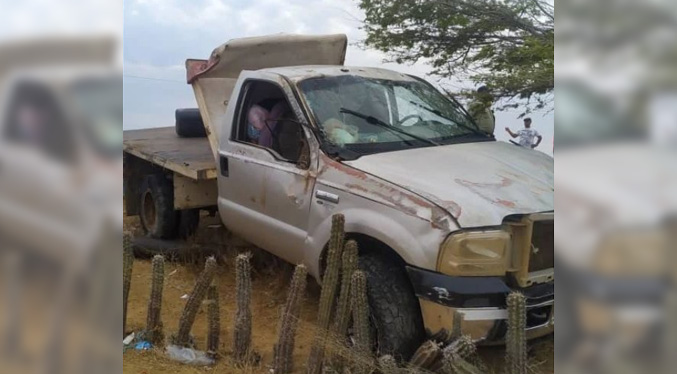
[233,253,252,364]
[273,264,308,374]
[123,233,134,334]
[306,214,345,374]
[351,270,371,355]
[451,310,464,341]
[146,255,165,344]
[333,240,359,339]
[207,284,220,359]
[506,292,528,374]
[174,256,217,347]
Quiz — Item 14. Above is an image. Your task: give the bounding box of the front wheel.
[359,254,426,360]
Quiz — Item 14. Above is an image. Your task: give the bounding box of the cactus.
[273,264,308,374]
[233,253,252,364]
[409,340,442,370]
[440,335,477,374]
[443,357,483,374]
[332,240,359,339]
[206,284,220,359]
[378,355,399,374]
[146,255,165,344]
[306,214,345,374]
[351,270,371,355]
[506,292,527,374]
[444,335,476,360]
[174,256,217,347]
[123,233,134,334]
[451,310,464,341]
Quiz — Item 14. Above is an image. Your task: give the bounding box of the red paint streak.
[495,199,516,208]
[455,177,513,188]
[324,157,368,180]
[323,155,455,230]
[443,200,462,218]
[186,56,220,83]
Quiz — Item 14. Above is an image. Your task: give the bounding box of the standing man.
[505,117,543,149]
[468,86,495,135]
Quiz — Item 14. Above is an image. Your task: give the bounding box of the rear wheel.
[139,174,178,239]
[359,253,426,360]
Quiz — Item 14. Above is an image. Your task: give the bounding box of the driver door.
[217,72,316,265]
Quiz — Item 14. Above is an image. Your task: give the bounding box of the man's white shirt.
[517,128,540,148]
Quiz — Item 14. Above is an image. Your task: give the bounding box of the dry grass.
[122,215,553,374]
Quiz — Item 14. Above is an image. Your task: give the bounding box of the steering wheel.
[396,114,424,127]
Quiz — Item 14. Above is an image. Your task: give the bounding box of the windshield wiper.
[339,108,440,146]
[408,100,490,138]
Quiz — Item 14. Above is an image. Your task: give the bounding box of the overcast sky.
[123,0,554,154]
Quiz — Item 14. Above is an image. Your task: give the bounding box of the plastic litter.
[180,294,189,300]
[165,345,215,366]
[123,332,135,346]
[135,341,152,351]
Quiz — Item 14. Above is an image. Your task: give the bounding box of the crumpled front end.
[407,213,555,343]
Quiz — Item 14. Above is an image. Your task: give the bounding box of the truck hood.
[343,141,554,227]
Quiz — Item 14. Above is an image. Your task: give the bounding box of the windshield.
[555,83,642,148]
[297,74,488,158]
[69,76,122,158]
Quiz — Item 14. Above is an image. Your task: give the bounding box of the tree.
[359,0,554,112]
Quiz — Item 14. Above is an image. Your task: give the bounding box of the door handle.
[220,155,229,177]
[315,190,339,204]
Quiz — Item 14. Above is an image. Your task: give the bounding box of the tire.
[139,174,179,239]
[175,108,207,138]
[359,253,426,360]
[177,209,200,239]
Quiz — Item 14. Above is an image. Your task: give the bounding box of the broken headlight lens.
[437,230,511,276]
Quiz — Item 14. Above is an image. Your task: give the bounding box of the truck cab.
[185,34,554,359]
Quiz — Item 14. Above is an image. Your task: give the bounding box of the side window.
[3,81,76,163]
[235,80,309,165]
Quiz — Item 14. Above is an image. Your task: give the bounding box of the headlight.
[594,228,667,276]
[437,230,511,276]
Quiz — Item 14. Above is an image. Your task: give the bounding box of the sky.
[123,0,554,154]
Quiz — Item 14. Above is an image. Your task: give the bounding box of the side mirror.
[296,137,310,169]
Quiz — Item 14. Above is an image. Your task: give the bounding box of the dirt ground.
[122,215,554,374]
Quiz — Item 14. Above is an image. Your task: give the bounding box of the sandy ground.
[122,215,553,374]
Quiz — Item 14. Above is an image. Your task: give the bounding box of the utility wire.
[123,74,184,83]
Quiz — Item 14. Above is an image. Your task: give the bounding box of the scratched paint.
[342,141,554,228]
[318,155,456,233]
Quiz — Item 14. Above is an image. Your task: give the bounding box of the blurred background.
[0,0,676,373]
[0,1,122,374]
[556,0,676,373]
[122,0,555,155]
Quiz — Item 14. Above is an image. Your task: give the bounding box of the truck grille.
[528,220,554,272]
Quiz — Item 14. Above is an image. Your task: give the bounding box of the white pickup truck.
[123,34,554,359]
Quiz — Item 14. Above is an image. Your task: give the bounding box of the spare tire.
[175,108,207,138]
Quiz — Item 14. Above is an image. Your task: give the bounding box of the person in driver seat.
[246,100,287,148]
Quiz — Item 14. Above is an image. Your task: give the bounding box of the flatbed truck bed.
[123,127,216,180]
[123,127,218,238]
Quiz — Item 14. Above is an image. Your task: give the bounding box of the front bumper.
[406,266,555,343]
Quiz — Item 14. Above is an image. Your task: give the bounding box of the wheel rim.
[141,190,157,232]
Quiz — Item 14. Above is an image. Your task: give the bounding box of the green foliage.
[359,0,554,110]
